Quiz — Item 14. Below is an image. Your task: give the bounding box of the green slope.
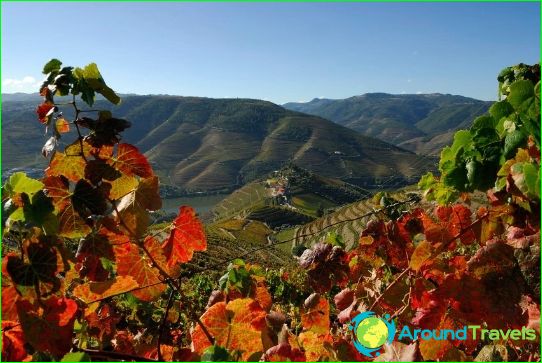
[283,93,492,153]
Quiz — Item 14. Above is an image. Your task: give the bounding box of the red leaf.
[2,285,20,321]
[17,297,78,358]
[163,206,207,266]
[85,304,121,341]
[36,102,55,124]
[2,321,30,362]
[111,143,153,178]
[263,342,305,362]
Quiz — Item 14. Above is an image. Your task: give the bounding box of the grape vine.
[1,60,540,362]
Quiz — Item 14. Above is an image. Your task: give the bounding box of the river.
[161,194,226,214]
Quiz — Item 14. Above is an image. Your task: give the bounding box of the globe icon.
[356,316,389,349]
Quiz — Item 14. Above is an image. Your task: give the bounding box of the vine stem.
[157,290,175,361]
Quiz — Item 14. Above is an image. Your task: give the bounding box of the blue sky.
[2,2,540,103]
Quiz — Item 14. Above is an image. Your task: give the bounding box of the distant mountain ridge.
[2,95,435,192]
[283,93,492,155]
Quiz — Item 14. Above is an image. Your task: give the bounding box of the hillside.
[2,95,435,191]
[210,165,370,233]
[283,93,492,155]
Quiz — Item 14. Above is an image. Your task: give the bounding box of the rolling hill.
[2,95,435,191]
[283,93,492,155]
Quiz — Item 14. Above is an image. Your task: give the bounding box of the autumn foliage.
[1,60,540,362]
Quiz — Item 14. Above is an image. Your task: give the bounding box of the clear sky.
[2,2,540,104]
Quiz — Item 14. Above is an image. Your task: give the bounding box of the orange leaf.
[64,139,113,159]
[2,321,30,362]
[419,316,456,360]
[410,241,434,271]
[17,297,78,358]
[72,276,139,304]
[297,331,333,361]
[58,203,91,238]
[45,151,86,182]
[111,143,153,178]
[43,176,71,211]
[55,117,70,134]
[191,298,266,361]
[301,296,330,334]
[163,206,206,266]
[252,276,273,312]
[115,237,167,301]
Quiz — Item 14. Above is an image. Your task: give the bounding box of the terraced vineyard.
[178,223,296,275]
[277,190,423,250]
[246,206,313,229]
[212,182,268,221]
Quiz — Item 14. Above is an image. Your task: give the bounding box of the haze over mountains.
[284,93,492,155]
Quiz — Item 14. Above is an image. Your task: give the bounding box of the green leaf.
[512,162,539,199]
[61,352,90,362]
[418,172,436,190]
[42,59,62,74]
[81,63,121,105]
[489,100,514,121]
[201,345,232,362]
[472,127,499,149]
[507,80,535,109]
[4,172,44,198]
[325,231,345,248]
[503,130,527,159]
[471,115,496,131]
[466,160,481,186]
[442,163,469,191]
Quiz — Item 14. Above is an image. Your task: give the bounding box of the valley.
[1,91,480,269]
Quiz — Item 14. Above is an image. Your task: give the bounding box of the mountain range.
[3,93,480,192]
[283,93,492,155]
[3,95,434,191]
